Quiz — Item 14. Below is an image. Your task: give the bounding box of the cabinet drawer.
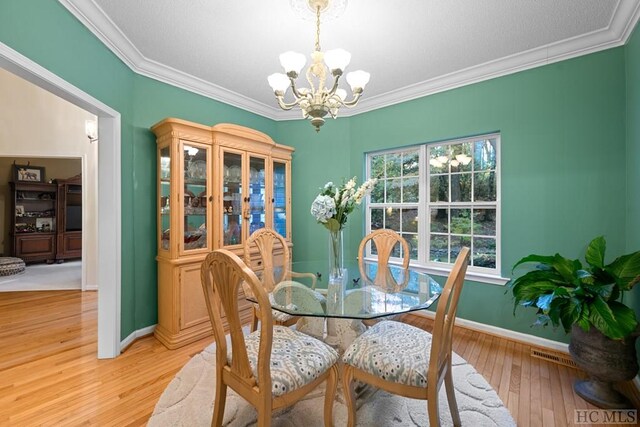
[15,234,55,257]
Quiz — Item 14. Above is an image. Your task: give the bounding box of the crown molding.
[60,0,640,122]
[58,0,282,119]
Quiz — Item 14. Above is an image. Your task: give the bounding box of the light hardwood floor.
[0,290,638,426]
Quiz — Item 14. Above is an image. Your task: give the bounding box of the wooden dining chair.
[244,228,318,332]
[342,247,470,427]
[358,229,410,290]
[201,249,339,427]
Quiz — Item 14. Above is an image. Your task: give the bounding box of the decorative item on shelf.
[12,161,45,183]
[268,0,369,132]
[509,236,640,409]
[310,176,377,283]
[15,205,24,216]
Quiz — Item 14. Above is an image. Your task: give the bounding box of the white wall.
[0,67,98,289]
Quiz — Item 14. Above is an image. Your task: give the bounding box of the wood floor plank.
[1,291,638,426]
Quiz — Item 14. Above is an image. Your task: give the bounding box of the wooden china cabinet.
[151,118,293,349]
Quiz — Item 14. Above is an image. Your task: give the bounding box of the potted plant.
[509,236,640,409]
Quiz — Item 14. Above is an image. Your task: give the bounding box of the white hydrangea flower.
[310,195,336,223]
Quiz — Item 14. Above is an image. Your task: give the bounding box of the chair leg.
[342,365,357,427]
[444,368,461,427]
[257,409,271,427]
[211,371,227,427]
[324,365,338,427]
[427,385,441,427]
[251,307,259,332]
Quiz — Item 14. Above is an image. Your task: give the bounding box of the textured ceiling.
[62,0,640,119]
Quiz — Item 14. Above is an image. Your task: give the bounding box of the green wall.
[625,24,640,348]
[0,0,274,337]
[280,48,628,344]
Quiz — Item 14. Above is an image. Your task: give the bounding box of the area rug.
[148,337,516,427]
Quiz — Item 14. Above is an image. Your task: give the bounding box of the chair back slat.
[358,229,410,287]
[428,247,469,380]
[201,249,274,386]
[245,228,290,292]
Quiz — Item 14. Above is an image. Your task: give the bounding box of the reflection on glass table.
[246,259,442,352]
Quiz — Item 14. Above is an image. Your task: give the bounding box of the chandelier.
[267,0,370,132]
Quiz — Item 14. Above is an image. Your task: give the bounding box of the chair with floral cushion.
[201,249,339,427]
[342,247,470,427]
[244,228,320,332]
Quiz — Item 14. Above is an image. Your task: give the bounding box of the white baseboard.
[412,310,569,353]
[120,324,156,351]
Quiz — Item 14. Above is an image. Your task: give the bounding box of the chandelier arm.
[326,72,342,97]
[305,66,318,94]
[274,94,299,110]
[340,90,363,107]
[289,76,306,99]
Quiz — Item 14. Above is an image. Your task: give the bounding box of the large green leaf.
[605,252,640,290]
[511,280,558,303]
[589,296,627,339]
[608,301,638,338]
[552,254,580,283]
[512,254,556,271]
[559,297,582,333]
[323,218,341,232]
[585,236,606,269]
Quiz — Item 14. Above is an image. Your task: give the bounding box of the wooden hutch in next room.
[151,118,293,349]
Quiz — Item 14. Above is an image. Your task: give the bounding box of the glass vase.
[328,229,344,281]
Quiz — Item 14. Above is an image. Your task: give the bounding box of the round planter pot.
[568,324,639,409]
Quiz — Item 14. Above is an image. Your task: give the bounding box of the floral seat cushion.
[228,325,339,397]
[342,320,433,387]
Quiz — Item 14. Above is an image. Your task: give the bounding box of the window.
[366,134,501,280]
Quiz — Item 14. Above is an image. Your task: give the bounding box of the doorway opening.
[0,41,121,358]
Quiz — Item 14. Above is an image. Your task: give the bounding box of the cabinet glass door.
[183,143,208,251]
[248,156,266,236]
[160,146,171,251]
[273,161,287,238]
[223,151,243,246]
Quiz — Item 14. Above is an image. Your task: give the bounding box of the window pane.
[371,208,384,230]
[386,153,402,178]
[387,178,402,203]
[430,235,448,262]
[451,235,471,262]
[430,175,449,202]
[402,151,419,176]
[474,171,496,201]
[429,145,449,174]
[473,237,496,268]
[371,154,385,178]
[451,173,471,202]
[430,208,448,232]
[403,233,418,260]
[474,139,497,171]
[473,208,496,236]
[450,142,472,172]
[451,208,471,234]
[402,177,419,202]
[371,179,385,203]
[385,208,400,231]
[402,208,418,233]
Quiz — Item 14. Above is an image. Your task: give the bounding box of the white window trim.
[365,133,505,286]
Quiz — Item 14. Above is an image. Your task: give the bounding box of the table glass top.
[249,260,442,320]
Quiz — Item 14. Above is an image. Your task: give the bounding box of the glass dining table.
[248,259,443,352]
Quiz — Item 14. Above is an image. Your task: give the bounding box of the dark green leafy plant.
[509,236,640,340]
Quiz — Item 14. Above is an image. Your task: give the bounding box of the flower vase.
[327,229,347,314]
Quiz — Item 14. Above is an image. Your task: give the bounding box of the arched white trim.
[0,41,122,359]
